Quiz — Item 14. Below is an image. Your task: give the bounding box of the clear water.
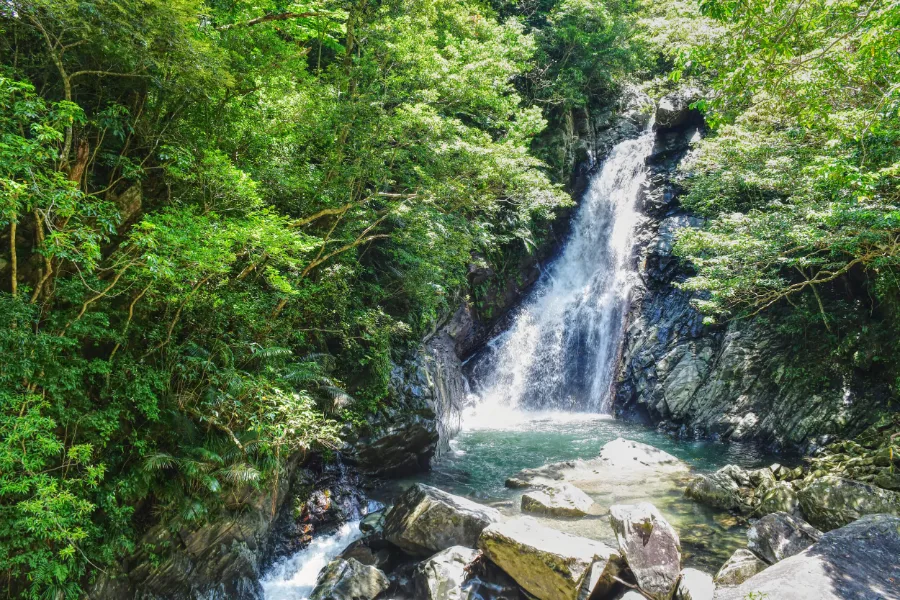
[383,413,777,574]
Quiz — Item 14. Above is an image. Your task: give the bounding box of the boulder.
[797,475,900,531]
[359,509,386,535]
[674,568,714,600]
[655,87,703,130]
[384,484,502,556]
[746,512,821,564]
[757,481,800,516]
[521,483,594,518]
[685,466,749,512]
[338,539,393,571]
[715,514,900,600]
[609,503,681,600]
[713,548,767,587]
[478,517,622,600]
[414,546,480,600]
[309,558,389,600]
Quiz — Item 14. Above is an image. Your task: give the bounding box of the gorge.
[2,1,899,599]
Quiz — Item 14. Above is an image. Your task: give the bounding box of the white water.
[261,521,362,600]
[465,130,654,422]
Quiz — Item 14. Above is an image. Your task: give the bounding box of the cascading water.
[466,129,654,419]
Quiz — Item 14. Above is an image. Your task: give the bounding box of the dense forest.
[1,0,897,597]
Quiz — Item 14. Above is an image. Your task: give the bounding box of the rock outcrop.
[478,518,622,600]
[609,503,682,600]
[309,558,390,600]
[715,514,900,600]
[383,484,502,557]
[713,548,767,587]
[745,512,821,564]
[613,88,893,452]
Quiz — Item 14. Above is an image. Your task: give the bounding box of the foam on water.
[261,521,362,600]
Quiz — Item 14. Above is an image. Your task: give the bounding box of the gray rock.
[414,546,480,600]
[384,484,502,556]
[685,469,746,512]
[746,512,821,564]
[674,568,714,600]
[338,539,393,571]
[609,503,682,600]
[715,514,900,600]
[713,549,767,587]
[309,558,390,600]
[798,475,900,531]
[521,483,594,518]
[655,87,703,130]
[359,509,386,535]
[758,481,800,516]
[478,517,622,600]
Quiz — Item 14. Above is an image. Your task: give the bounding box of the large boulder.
[609,503,682,600]
[521,482,594,518]
[757,481,800,516]
[655,87,703,130]
[713,548,767,587]
[715,514,900,600]
[309,558,389,600]
[746,512,821,564]
[478,517,622,600]
[674,568,714,600]
[685,465,751,512]
[414,546,479,600]
[383,484,502,556]
[797,475,900,531]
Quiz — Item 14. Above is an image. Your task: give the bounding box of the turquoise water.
[379,412,783,573]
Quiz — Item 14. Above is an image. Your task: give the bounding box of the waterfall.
[466,130,654,419]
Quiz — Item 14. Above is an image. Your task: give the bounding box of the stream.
[261,128,784,599]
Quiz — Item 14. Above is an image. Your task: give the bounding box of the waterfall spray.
[466,129,654,420]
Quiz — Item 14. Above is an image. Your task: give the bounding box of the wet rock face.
[715,514,900,600]
[413,546,482,600]
[383,484,502,557]
[797,475,900,531]
[655,88,704,131]
[609,503,682,600]
[478,518,622,600]
[746,512,821,564]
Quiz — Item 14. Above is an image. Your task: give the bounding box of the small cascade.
[466,129,654,419]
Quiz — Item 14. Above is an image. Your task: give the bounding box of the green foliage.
[0,0,580,595]
[654,0,900,386]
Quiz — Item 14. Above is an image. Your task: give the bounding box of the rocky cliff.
[613,91,893,452]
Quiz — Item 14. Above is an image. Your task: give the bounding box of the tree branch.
[216,12,329,31]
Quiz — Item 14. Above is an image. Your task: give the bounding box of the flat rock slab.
[478,517,622,600]
[798,475,900,531]
[507,438,689,499]
[521,482,594,518]
[384,484,502,556]
[609,503,682,600]
[713,548,767,587]
[715,514,900,600]
[747,512,821,564]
